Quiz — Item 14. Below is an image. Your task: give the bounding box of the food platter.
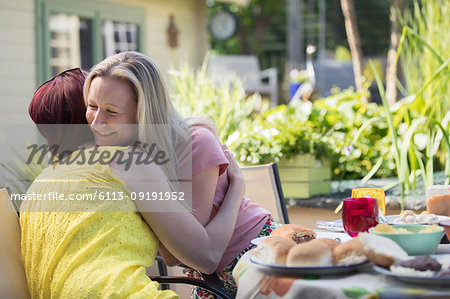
[372,254,450,286]
[250,256,370,276]
[387,214,450,225]
[373,265,450,285]
[332,215,450,226]
[250,231,352,246]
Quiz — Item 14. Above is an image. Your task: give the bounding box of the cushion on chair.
[0,188,30,298]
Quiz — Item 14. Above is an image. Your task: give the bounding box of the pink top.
[178,126,269,271]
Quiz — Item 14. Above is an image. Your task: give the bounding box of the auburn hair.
[29,69,92,156]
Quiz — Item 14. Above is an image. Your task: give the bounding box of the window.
[103,21,138,57]
[37,0,145,82]
[48,14,93,75]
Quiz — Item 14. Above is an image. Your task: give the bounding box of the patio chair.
[207,55,278,106]
[241,162,290,224]
[151,163,289,298]
[0,188,30,298]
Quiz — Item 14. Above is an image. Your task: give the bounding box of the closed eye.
[88,104,98,109]
[107,109,118,115]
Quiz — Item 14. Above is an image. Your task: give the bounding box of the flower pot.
[277,154,331,199]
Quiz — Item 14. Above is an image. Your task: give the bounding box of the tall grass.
[366,0,449,209]
[396,0,449,189]
[398,0,449,111]
[169,59,258,143]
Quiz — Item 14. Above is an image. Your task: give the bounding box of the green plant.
[396,0,450,186]
[226,88,395,179]
[226,101,331,164]
[0,145,48,195]
[209,0,286,55]
[367,56,449,210]
[352,0,449,210]
[365,8,449,209]
[306,88,394,180]
[397,0,449,111]
[169,59,257,143]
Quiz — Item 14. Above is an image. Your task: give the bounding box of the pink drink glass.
[342,197,379,237]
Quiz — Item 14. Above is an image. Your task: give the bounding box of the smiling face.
[86,76,138,146]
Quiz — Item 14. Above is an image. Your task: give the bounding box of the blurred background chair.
[207,55,278,107]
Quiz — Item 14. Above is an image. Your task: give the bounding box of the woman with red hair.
[28,68,93,157]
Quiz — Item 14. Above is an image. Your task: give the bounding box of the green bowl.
[368,225,444,256]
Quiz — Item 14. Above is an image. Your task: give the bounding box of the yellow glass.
[351,188,386,214]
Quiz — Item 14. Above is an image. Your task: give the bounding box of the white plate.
[314,231,352,242]
[372,254,450,286]
[332,215,450,226]
[386,215,450,225]
[250,236,269,246]
[250,231,352,246]
[250,256,370,276]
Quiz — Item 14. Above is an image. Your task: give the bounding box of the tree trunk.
[340,0,365,102]
[385,0,403,105]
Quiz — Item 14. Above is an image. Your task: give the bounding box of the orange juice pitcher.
[351,188,386,214]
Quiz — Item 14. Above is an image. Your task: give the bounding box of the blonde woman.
[83,51,278,298]
[21,67,246,298]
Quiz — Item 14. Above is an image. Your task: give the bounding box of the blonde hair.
[83,51,214,188]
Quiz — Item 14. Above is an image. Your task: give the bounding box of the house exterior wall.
[0,0,210,186]
[0,0,36,126]
[0,0,209,125]
[107,0,210,77]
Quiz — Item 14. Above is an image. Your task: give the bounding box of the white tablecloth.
[233,244,450,299]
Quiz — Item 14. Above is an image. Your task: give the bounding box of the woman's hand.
[224,150,246,200]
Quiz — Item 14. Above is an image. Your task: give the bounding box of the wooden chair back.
[0,188,30,298]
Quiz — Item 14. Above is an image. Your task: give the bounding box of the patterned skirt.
[183,215,281,299]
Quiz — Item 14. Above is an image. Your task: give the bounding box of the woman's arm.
[111,151,245,274]
[157,128,229,265]
[189,166,220,226]
[157,165,220,266]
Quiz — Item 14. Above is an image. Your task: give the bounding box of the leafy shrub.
[169,61,258,143]
[226,88,397,180]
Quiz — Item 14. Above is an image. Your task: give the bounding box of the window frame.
[36,0,146,86]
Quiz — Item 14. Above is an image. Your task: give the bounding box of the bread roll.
[358,233,408,267]
[271,224,316,244]
[332,237,367,265]
[316,238,340,251]
[253,236,296,265]
[286,239,333,267]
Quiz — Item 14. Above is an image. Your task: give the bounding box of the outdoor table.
[232,240,450,299]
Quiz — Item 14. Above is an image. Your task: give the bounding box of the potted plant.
[227,102,334,198]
